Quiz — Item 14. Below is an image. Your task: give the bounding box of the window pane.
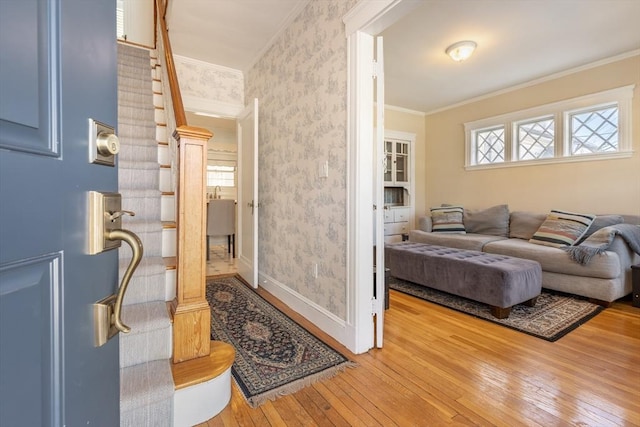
[207,165,235,187]
[517,117,554,160]
[570,105,618,155]
[476,127,505,164]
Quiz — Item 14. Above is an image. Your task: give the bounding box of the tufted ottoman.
[385,242,542,318]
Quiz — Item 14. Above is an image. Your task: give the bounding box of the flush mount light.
[445,40,477,62]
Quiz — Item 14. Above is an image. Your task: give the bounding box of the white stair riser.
[158,144,171,166]
[162,227,176,258]
[159,167,172,193]
[165,268,176,302]
[153,92,164,108]
[173,368,232,427]
[156,125,168,143]
[161,194,176,222]
[155,107,166,126]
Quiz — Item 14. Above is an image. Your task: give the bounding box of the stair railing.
[155,0,213,363]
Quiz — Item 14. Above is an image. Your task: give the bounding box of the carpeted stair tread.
[117,145,158,163]
[119,160,160,170]
[118,228,162,258]
[121,191,162,218]
[121,256,167,305]
[119,168,160,190]
[118,118,156,134]
[120,360,173,426]
[121,300,171,337]
[120,301,172,368]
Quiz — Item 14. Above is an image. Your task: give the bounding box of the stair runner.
[117,43,173,426]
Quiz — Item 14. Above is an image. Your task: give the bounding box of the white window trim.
[465,85,635,170]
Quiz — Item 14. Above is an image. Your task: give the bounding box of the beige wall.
[385,108,427,216]
[423,55,640,216]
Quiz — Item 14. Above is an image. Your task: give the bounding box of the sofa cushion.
[509,211,546,240]
[430,206,465,234]
[483,238,620,279]
[464,204,509,237]
[409,230,506,252]
[529,209,595,248]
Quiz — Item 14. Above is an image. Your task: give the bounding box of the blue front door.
[0,0,120,425]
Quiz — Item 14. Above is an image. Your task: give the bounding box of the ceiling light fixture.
[445,40,477,62]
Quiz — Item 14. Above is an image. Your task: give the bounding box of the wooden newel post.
[171,125,213,363]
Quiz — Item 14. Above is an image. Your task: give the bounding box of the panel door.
[0,0,120,425]
[237,98,259,287]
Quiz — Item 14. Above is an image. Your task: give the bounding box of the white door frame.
[343,0,418,353]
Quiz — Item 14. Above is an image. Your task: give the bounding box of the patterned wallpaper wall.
[174,55,244,106]
[245,0,358,319]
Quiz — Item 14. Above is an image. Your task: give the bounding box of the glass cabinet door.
[383,139,409,184]
[394,142,409,183]
[384,141,393,182]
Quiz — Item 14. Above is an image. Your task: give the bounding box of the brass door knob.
[96,132,120,156]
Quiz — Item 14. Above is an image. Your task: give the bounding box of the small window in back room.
[207,164,236,187]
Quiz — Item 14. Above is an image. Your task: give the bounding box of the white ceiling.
[167,0,640,114]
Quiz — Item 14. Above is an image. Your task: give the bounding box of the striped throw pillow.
[430,206,466,234]
[529,210,595,248]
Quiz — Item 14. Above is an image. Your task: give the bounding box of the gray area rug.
[206,276,356,407]
[390,277,604,342]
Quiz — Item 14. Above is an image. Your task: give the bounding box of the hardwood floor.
[197,284,640,426]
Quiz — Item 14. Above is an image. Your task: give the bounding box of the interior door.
[0,0,120,425]
[373,36,386,347]
[237,98,259,287]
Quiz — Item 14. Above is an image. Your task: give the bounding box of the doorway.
[185,111,239,276]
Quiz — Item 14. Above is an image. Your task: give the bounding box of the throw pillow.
[575,214,624,245]
[509,211,547,240]
[464,204,509,237]
[529,209,596,248]
[430,206,466,234]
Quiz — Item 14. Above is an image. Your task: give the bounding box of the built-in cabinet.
[382,131,415,244]
[384,139,409,185]
[383,206,410,243]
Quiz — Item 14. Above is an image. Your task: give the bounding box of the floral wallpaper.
[245,0,358,319]
[174,55,243,106]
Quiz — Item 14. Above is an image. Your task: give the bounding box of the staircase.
[117,43,174,427]
[117,42,234,427]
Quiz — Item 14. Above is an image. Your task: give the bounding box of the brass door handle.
[105,228,143,334]
[90,191,144,346]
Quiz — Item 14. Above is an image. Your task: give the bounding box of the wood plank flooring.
[197,285,640,426]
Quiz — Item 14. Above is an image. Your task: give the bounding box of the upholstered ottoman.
[385,242,542,318]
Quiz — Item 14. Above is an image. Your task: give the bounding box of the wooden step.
[171,341,235,390]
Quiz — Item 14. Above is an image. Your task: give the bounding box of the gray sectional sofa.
[408,204,640,305]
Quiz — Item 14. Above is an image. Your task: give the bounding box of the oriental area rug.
[205,276,355,407]
[389,277,604,342]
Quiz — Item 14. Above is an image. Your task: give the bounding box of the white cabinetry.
[384,139,409,185]
[384,207,410,243]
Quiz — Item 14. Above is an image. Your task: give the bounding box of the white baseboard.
[258,272,355,351]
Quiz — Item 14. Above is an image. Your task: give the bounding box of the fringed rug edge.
[238,360,358,408]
